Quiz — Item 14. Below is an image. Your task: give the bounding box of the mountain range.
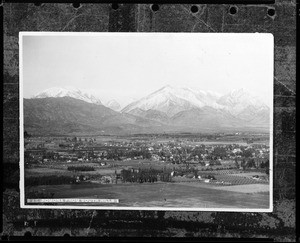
[34,87,102,105]
[25,86,270,135]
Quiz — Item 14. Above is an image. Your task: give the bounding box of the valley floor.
[23,133,271,210]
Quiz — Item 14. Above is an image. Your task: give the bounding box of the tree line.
[67,166,95,171]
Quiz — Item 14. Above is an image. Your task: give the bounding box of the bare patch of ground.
[210,184,270,194]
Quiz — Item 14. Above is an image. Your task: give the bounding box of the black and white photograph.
[20,32,273,211]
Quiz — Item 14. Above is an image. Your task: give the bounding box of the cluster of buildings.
[24,135,270,170]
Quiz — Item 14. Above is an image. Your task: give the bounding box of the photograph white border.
[19,32,274,212]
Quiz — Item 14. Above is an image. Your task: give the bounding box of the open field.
[212,174,268,185]
[230,172,268,177]
[177,182,269,193]
[27,182,269,209]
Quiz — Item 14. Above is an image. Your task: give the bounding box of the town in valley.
[24,131,270,208]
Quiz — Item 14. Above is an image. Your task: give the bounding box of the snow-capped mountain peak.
[121,85,224,116]
[121,85,269,119]
[33,86,102,105]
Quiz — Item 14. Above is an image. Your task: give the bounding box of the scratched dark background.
[2,1,296,241]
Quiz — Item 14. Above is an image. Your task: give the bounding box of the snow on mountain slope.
[122,85,223,116]
[105,99,121,111]
[33,87,102,105]
[217,88,269,115]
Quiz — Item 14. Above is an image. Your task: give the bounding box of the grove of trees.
[120,168,172,183]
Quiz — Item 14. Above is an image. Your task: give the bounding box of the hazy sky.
[22,33,273,107]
